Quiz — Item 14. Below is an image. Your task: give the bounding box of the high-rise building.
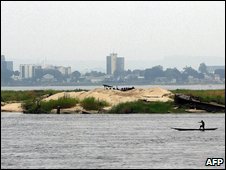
[19,64,41,79]
[1,55,13,71]
[106,53,124,75]
[116,57,124,73]
[106,53,117,75]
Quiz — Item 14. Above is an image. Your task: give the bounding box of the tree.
[164,68,182,81]
[71,71,81,81]
[85,71,105,77]
[13,70,20,76]
[34,68,44,80]
[133,69,145,77]
[43,69,64,82]
[182,66,204,80]
[198,63,208,74]
[144,65,164,81]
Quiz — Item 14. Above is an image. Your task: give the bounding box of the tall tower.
[116,57,124,73]
[106,53,117,75]
[106,53,125,75]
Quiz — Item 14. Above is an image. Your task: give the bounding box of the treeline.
[108,63,225,84]
[1,62,225,85]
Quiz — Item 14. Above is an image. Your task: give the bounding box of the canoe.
[172,128,218,131]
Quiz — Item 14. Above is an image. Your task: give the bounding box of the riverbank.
[1,88,225,114]
[1,102,23,112]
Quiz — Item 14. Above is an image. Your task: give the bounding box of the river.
[1,113,225,169]
[1,84,225,91]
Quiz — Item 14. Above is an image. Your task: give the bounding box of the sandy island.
[1,87,174,113]
[43,87,174,104]
[1,103,23,112]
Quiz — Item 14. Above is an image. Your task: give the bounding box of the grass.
[22,97,79,113]
[40,97,80,112]
[1,89,86,102]
[1,90,62,102]
[171,89,225,105]
[80,97,109,111]
[109,100,176,114]
[22,96,109,113]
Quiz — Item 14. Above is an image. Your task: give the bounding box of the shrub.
[41,97,79,112]
[22,100,40,113]
[109,100,174,114]
[81,97,109,111]
[22,97,79,113]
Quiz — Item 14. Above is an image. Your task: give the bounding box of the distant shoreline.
[1,84,225,91]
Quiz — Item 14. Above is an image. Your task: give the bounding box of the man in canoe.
[199,120,205,130]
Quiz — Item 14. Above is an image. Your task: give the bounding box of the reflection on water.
[1,113,225,169]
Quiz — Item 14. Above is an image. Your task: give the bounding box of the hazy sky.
[1,1,225,72]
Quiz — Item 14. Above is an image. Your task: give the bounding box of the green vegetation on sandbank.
[1,89,87,102]
[171,89,225,105]
[23,97,80,113]
[80,97,109,111]
[22,97,109,114]
[109,101,184,113]
[1,89,225,114]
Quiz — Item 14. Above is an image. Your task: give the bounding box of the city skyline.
[1,1,225,72]
[2,53,225,74]
[2,52,225,86]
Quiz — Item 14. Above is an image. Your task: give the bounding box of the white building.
[116,57,124,73]
[19,64,41,79]
[106,53,117,75]
[106,53,124,75]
